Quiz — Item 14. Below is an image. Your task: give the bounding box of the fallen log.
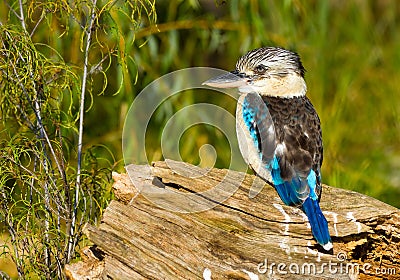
[65,160,400,279]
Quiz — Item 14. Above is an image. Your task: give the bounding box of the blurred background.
[1,0,400,278]
[2,0,399,205]
[111,0,400,207]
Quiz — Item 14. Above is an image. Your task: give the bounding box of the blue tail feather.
[270,158,332,249]
[274,180,303,206]
[302,197,332,250]
[270,157,308,206]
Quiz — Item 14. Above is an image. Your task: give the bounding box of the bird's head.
[204,47,307,98]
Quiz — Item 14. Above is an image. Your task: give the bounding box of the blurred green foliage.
[120,0,400,207]
[1,0,400,276]
[3,0,398,205]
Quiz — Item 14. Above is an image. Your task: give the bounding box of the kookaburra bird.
[203,46,332,250]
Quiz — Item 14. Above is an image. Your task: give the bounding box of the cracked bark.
[65,160,400,280]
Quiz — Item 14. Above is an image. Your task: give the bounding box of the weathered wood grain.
[65,160,400,280]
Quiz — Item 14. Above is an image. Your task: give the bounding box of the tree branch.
[68,0,98,263]
[66,160,400,280]
[18,0,26,31]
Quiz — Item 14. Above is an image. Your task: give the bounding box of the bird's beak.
[202,71,249,88]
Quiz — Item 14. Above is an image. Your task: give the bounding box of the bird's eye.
[255,64,268,74]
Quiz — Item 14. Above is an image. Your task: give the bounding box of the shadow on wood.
[65,160,400,279]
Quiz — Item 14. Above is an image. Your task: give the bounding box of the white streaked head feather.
[238,72,307,98]
[235,47,307,98]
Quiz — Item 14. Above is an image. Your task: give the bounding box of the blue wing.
[239,93,332,250]
[241,92,276,165]
[241,93,310,205]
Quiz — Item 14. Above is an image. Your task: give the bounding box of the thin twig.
[30,11,46,37]
[14,1,52,270]
[18,0,26,31]
[1,25,67,186]
[89,53,109,75]
[68,0,98,262]
[0,154,70,217]
[6,35,68,194]
[2,10,69,273]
